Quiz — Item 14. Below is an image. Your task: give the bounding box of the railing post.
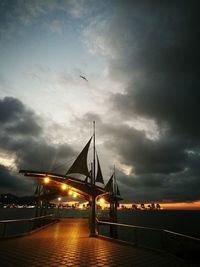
[0,214,56,238]
[90,195,97,237]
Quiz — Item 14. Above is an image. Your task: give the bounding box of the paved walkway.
[0,219,190,267]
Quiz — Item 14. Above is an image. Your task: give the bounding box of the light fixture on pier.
[44,176,50,184]
[68,190,73,196]
[99,198,105,204]
[73,192,77,198]
[61,184,67,190]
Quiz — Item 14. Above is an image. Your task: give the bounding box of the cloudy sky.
[0,0,199,204]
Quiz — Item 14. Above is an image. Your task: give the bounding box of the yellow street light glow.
[73,192,77,198]
[61,184,67,190]
[44,177,50,184]
[99,198,105,204]
[68,190,73,195]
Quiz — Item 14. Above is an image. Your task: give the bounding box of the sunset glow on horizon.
[160,201,200,210]
[0,1,199,205]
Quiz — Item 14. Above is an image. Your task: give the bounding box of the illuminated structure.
[19,122,122,236]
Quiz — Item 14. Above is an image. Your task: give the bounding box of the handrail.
[0,214,56,238]
[96,218,159,232]
[0,214,53,224]
[163,229,200,242]
[96,218,200,242]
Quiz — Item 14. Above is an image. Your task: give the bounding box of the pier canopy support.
[90,194,97,237]
[19,130,122,237]
[19,169,107,236]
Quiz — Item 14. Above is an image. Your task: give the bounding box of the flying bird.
[80,75,88,82]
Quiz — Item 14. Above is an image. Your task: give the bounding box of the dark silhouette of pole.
[90,121,97,236]
[109,166,118,238]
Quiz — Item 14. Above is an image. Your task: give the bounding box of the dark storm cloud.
[0,164,34,195]
[76,111,200,202]
[103,124,187,174]
[0,97,41,136]
[103,123,200,202]
[109,1,200,138]
[16,141,75,173]
[0,97,75,195]
[77,113,187,175]
[114,168,200,203]
[84,1,200,202]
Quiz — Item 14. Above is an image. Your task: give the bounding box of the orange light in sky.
[119,201,200,210]
[161,201,200,210]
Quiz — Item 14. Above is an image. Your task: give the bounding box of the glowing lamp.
[68,190,73,196]
[44,176,50,184]
[99,198,105,204]
[58,197,61,201]
[61,184,67,190]
[73,192,77,198]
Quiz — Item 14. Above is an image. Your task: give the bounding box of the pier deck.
[0,218,189,267]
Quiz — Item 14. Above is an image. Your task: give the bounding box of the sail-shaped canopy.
[95,154,104,184]
[105,174,121,196]
[105,174,113,193]
[66,137,92,177]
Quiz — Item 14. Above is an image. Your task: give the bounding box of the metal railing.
[0,214,57,238]
[96,218,200,263]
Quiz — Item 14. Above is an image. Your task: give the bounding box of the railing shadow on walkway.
[96,218,200,266]
[0,214,58,239]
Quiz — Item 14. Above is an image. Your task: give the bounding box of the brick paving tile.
[0,218,191,267]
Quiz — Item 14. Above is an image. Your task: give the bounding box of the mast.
[113,165,116,196]
[90,121,97,236]
[93,121,96,185]
[110,165,118,238]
